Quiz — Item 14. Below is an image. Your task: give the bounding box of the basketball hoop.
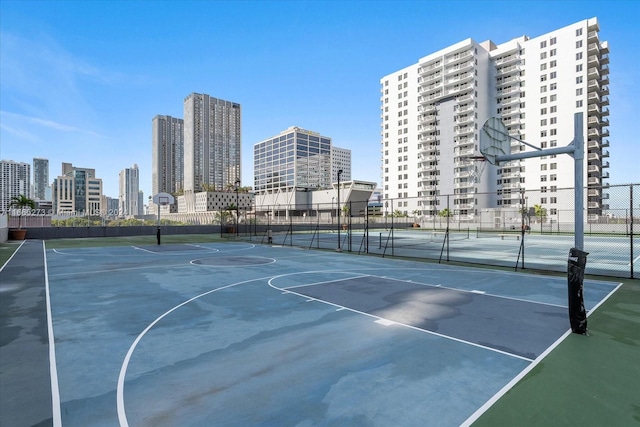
[460,156,487,184]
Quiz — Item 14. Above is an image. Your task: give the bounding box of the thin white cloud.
[0,110,105,138]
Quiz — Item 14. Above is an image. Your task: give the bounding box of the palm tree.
[534,204,547,223]
[9,194,36,229]
[438,208,453,218]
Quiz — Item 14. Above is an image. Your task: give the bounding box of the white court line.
[42,242,62,427]
[116,274,275,427]
[267,272,534,363]
[131,245,157,254]
[371,274,570,309]
[461,280,624,426]
[629,254,640,267]
[0,240,26,272]
[282,274,370,290]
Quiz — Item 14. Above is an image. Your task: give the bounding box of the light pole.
[235,178,240,238]
[337,169,342,252]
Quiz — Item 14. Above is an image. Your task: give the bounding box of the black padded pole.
[567,247,588,334]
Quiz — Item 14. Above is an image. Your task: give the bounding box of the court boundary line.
[0,240,26,272]
[460,280,623,426]
[267,271,534,363]
[42,242,62,427]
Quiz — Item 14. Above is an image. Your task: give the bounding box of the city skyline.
[1,1,638,200]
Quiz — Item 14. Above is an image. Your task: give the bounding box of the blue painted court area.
[44,242,618,426]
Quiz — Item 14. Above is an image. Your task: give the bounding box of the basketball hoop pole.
[482,113,587,334]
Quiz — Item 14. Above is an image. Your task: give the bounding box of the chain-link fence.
[238,183,638,279]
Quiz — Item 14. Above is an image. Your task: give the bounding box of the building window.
[576,64,583,72]
[576,52,583,60]
[576,40,583,48]
[576,100,583,107]
[576,28,583,36]
[576,76,583,84]
[550,37,557,45]
[550,49,556,56]
[540,41,547,48]
[550,83,557,90]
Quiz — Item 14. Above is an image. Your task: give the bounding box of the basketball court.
[1,239,620,426]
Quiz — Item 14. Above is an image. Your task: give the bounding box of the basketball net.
[461,156,487,184]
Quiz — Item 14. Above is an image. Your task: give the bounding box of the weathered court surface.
[1,239,637,426]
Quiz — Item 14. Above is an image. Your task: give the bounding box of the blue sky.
[1,0,638,199]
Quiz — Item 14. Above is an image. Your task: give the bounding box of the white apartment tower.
[119,164,140,216]
[380,18,610,218]
[152,115,184,196]
[0,160,30,213]
[183,93,241,194]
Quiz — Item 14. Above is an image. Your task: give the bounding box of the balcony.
[501,106,521,117]
[420,72,442,84]
[587,165,600,173]
[601,107,610,116]
[496,76,521,88]
[445,72,473,85]
[600,85,609,96]
[497,64,521,75]
[455,126,474,136]
[587,54,600,67]
[419,125,437,134]
[601,64,610,75]
[602,171,610,179]
[602,149,610,158]
[601,129,610,137]
[587,30,598,42]
[588,67,600,79]
[601,74,610,86]
[418,114,437,125]
[601,96,610,106]
[587,79,600,92]
[588,128,600,138]
[587,42,599,53]
[600,53,609,65]
[418,61,442,74]
[445,50,473,65]
[495,54,519,66]
[601,139,610,148]
[602,160,610,169]
[587,177,601,185]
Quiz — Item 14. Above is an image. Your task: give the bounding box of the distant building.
[331,146,351,183]
[254,126,353,197]
[33,157,49,201]
[152,115,184,196]
[183,93,241,194]
[52,163,103,215]
[0,160,30,213]
[119,164,141,216]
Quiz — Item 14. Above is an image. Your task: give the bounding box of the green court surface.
[472,276,640,426]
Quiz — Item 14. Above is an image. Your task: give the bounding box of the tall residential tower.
[183,93,241,193]
[152,115,184,196]
[380,17,609,219]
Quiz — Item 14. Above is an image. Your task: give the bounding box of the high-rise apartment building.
[33,157,49,201]
[52,163,103,215]
[380,17,609,218]
[183,93,241,193]
[254,126,353,195]
[119,164,140,216]
[0,160,30,213]
[152,115,184,196]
